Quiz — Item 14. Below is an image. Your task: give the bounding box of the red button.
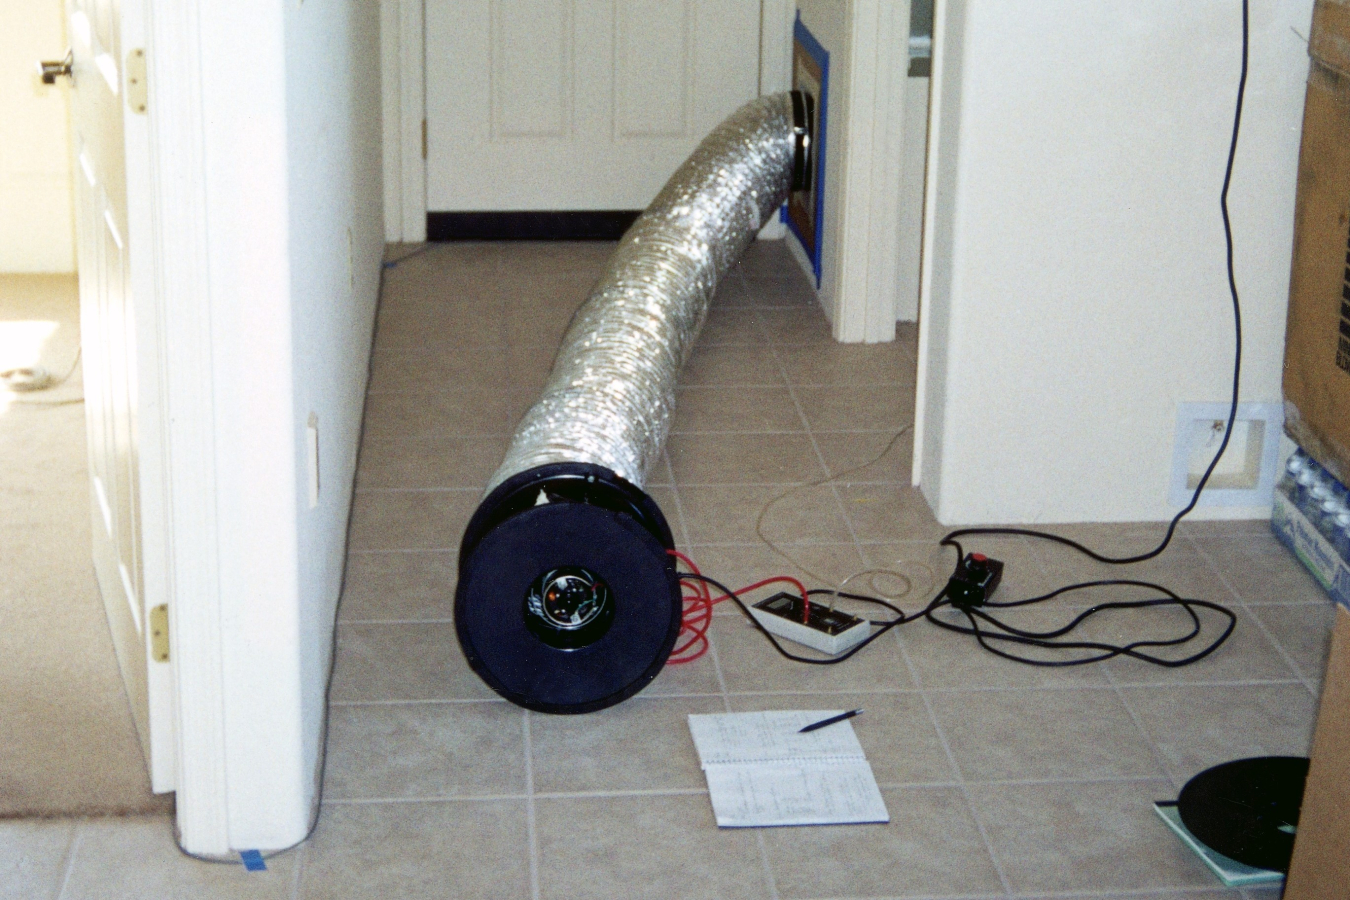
[971,553,987,563]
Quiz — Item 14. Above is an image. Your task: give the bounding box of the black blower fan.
[455,463,682,714]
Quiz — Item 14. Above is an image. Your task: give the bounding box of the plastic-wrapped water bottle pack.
[1276,450,1350,560]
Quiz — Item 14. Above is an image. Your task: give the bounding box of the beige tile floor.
[7,241,1337,899]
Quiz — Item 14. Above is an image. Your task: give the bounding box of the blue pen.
[799,709,863,733]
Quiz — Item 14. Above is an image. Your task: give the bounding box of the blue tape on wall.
[787,11,829,288]
[239,849,267,872]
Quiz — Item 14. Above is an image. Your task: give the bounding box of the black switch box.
[945,553,1004,610]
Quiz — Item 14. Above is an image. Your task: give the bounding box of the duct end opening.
[456,463,682,714]
[789,89,815,193]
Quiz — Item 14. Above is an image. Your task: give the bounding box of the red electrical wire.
[665,550,809,664]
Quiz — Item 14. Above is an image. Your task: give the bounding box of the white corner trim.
[759,0,794,96]
[398,0,426,243]
[145,0,231,856]
[121,0,178,795]
[912,0,948,485]
[757,0,794,241]
[380,0,404,242]
[831,0,910,343]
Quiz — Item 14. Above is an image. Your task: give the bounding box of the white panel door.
[67,0,160,781]
[426,0,763,211]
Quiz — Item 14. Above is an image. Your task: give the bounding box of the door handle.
[38,50,73,85]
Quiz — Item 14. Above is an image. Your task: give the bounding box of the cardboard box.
[1284,607,1350,900]
[1281,11,1350,895]
[1284,0,1350,484]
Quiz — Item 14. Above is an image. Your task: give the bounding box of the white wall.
[196,0,300,849]
[792,0,912,342]
[895,74,929,322]
[191,0,382,850]
[1,0,75,272]
[791,1,852,322]
[283,0,384,848]
[915,0,1312,524]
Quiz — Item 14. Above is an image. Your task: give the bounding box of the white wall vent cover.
[1169,402,1284,508]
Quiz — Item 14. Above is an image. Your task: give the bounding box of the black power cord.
[920,572,1236,668]
[920,0,1251,667]
[687,0,1251,670]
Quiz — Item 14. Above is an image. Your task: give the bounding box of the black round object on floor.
[456,463,682,714]
[1177,755,1310,872]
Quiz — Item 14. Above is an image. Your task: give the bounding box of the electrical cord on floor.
[754,424,934,605]
[690,0,1251,670]
[3,347,84,406]
[672,557,1237,669]
[916,0,1251,666]
[920,569,1237,667]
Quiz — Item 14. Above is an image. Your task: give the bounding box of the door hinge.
[150,604,169,662]
[125,48,147,114]
[422,119,428,160]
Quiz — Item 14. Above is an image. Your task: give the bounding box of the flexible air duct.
[456,91,814,713]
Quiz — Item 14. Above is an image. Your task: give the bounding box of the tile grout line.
[712,638,779,900]
[636,479,918,488]
[664,444,739,715]
[660,451,694,553]
[288,840,308,900]
[353,487,482,495]
[346,547,460,554]
[51,823,81,900]
[896,628,1016,900]
[1001,890,1255,900]
[328,680,1307,704]
[345,547,459,555]
[693,428,784,900]
[522,710,541,900]
[1186,533,1316,696]
[714,636,781,900]
[706,633,734,713]
[1101,663,1180,790]
[325,789,715,805]
[754,831,782,900]
[326,794,531,805]
[773,894,1001,900]
[313,772,1192,807]
[768,332,873,585]
[365,381,911,396]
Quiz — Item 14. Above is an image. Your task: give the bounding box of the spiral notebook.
[688,711,890,828]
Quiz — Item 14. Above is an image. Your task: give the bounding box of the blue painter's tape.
[788,11,829,289]
[239,849,267,872]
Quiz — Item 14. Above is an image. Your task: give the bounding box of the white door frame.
[140,0,231,854]
[118,0,178,797]
[772,2,916,342]
[835,0,912,342]
[759,0,795,240]
[380,0,426,243]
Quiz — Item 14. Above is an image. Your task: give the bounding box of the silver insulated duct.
[456,91,814,714]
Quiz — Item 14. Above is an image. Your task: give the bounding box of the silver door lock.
[38,50,73,85]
